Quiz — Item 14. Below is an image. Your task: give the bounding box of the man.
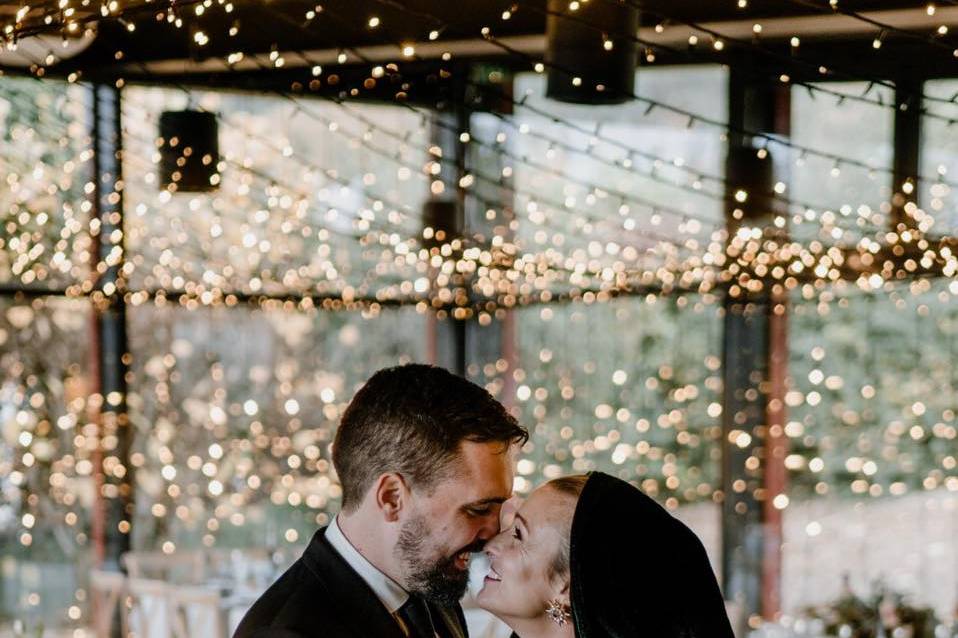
[234,364,528,638]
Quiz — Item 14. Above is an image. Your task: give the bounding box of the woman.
[476,472,734,638]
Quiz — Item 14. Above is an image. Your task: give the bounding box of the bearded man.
[234,364,528,638]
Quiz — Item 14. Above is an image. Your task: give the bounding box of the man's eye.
[468,507,492,517]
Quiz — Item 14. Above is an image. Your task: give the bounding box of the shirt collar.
[326,515,409,613]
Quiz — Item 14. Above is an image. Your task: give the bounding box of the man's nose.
[476,511,501,541]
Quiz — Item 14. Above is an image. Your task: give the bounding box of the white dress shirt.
[325,515,409,614]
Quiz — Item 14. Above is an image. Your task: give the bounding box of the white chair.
[127,577,173,638]
[89,569,127,638]
[122,551,205,584]
[168,584,226,638]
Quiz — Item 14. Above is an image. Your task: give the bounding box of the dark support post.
[424,64,519,409]
[763,288,789,620]
[891,77,923,231]
[721,69,790,632]
[454,66,520,411]
[89,84,133,572]
[424,104,468,377]
[462,66,518,404]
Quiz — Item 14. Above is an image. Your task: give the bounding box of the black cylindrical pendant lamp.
[545,0,639,104]
[158,110,220,192]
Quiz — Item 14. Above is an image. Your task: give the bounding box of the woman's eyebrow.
[514,512,531,533]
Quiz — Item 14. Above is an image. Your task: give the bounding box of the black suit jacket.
[233,527,469,638]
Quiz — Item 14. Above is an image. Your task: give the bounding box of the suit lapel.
[301,528,406,638]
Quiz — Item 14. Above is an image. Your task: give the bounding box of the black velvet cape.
[567,472,735,638]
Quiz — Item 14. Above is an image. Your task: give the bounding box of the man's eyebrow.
[464,496,508,508]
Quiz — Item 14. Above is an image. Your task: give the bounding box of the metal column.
[424,103,468,377]
[721,69,791,630]
[891,76,923,231]
[89,83,133,571]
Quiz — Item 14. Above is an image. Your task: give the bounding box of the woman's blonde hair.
[545,474,589,578]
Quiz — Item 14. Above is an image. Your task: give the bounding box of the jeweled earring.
[546,599,571,627]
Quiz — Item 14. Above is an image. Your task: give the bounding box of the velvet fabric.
[568,472,734,638]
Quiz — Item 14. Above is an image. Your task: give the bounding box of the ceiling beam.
[119,5,958,76]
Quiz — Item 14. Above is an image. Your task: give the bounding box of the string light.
[474,24,958,182]
[264,0,958,220]
[0,5,956,634]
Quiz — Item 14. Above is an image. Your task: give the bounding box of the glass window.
[783,281,958,618]
[122,87,430,298]
[0,78,91,290]
[501,66,727,251]
[0,296,93,625]
[920,79,958,236]
[779,80,958,621]
[497,66,730,568]
[789,82,894,243]
[125,292,428,552]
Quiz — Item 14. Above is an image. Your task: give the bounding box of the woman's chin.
[475,587,490,608]
[475,586,498,612]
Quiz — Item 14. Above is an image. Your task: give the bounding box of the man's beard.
[396,514,482,607]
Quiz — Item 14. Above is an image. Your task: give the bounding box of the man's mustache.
[460,539,488,554]
[442,539,487,563]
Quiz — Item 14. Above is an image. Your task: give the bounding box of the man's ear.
[374,473,408,522]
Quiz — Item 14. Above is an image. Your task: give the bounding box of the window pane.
[502,66,726,250]
[781,82,958,620]
[508,297,722,562]
[126,303,427,550]
[790,82,894,242]
[122,87,430,298]
[493,65,730,580]
[920,79,958,235]
[0,78,91,290]
[0,297,93,626]
[783,281,958,617]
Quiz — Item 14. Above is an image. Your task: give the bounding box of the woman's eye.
[512,527,522,541]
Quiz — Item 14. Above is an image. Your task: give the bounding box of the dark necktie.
[397,595,437,638]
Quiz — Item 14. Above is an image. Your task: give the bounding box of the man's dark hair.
[332,364,528,511]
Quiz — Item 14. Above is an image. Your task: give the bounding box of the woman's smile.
[483,562,503,585]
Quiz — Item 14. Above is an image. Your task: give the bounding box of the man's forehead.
[444,440,515,500]
[458,440,515,473]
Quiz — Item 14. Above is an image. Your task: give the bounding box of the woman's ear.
[374,473,408,522]
[550,570,571,605]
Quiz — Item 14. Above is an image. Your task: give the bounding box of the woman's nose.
[499,496,522,530]
[483,530,507,557]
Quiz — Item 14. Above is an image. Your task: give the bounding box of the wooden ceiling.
[4,1,957,99]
